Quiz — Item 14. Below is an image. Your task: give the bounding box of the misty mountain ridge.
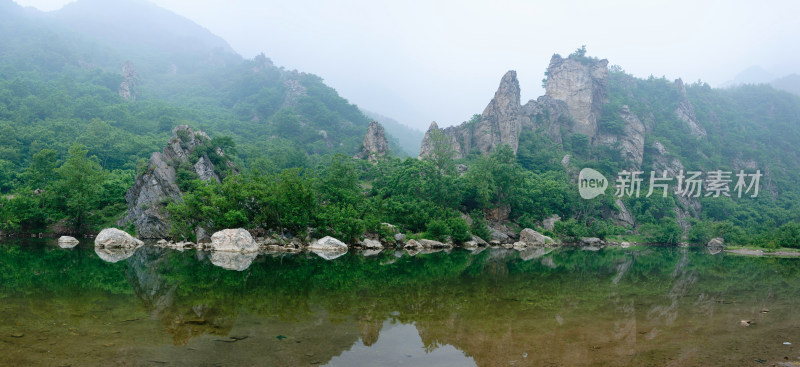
[723,65,800,97]
[1,0,412,159]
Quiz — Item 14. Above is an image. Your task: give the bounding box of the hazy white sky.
[13,0,800,130]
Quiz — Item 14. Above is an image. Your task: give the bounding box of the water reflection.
[209,251,257,271]
[94,244,140,263]
[2,241,800,366]
[310,248,348,260]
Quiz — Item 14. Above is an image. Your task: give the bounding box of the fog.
[14,0,800,131]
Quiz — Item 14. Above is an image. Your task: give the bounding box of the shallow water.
[1,240,799,366]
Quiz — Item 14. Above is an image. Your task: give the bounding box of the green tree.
[54,144,105,230]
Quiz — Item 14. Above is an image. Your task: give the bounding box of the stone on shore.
[95,228,143,248]
[209,228,258,253]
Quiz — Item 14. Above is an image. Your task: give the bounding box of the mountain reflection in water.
[1,239,799,366]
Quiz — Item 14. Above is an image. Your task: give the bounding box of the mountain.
[0,0,397,233]
[421,47,800,241]
[770,74,800,96]
[723,67,800,97]
[722,66,775,86]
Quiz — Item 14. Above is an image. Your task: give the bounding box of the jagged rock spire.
[482,70,521,119]
[355,121,390,162]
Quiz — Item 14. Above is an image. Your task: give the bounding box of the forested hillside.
[0,0,401,234]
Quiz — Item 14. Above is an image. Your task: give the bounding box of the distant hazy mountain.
[771,74,800,97]
[362,110,424,156]
[52,0,241,75]
[722,66,800,97]
[722,66,775,87]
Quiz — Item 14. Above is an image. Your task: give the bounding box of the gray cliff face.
[419,121,464,159]
[520,95,571,145]
[595,105,646,168]
[545,55,609,139]
[118,61,138,101]
[119,125,235,239]
[673,79,707,138]
[355,121,390,161]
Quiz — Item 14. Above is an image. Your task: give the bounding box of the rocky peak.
[355,121,390,162]
[119,125,237,239]
[673,78,707,138]
[419,71,525,158]
[544,54,609,138]
[118,61,139,101]
[482,70,520,119]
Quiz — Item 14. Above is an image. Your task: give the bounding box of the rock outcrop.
[119,125,237,239]
[209,228,258,253]
[674,79,707,138]
[419,54,614,159]
[518,228,553,247]
[595,105,645,168]
[95,228,143,248]
[355,121,390,162]
[118,61,138,101]
[544,54,609,139]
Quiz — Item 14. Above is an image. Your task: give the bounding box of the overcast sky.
[13,0,800,131]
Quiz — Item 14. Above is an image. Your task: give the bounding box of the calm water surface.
[1,240,799,366]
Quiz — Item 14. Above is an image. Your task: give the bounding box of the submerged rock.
[95,228,143,248]
[58,236,80,249]
[209,228,258,253]
[210,251,257,271]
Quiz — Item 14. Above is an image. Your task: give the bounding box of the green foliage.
[425,219,450,242]
[469,210,490,241]
[53,144,105,230]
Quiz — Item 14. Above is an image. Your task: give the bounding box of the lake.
[1,240,799,366]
